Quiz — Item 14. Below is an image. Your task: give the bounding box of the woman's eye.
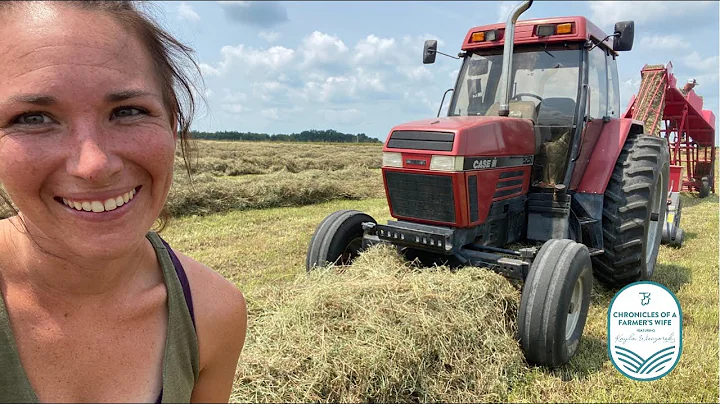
[15,113,52,125]
[113,107,146,119]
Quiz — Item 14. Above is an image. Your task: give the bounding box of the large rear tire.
[306,210,376,271]
[518,239,593,367]
[593,134,669,288]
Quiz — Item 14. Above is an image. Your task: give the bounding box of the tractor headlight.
[382,152,403,168]
[429,155,464,172]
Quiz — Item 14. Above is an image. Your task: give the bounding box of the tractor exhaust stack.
[498,0,534,117]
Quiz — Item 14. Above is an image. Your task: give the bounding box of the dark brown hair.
[0,0,203,232]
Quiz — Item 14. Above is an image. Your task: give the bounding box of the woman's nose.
[65,128,123,183]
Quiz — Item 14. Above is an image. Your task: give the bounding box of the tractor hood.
[384,115,535,156]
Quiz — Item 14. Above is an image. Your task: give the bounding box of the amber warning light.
[537,22,574,37]
[470,29,500,43]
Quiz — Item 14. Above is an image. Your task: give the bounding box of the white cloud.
[199,63,220,77]
[589,1,715,30]
[178,2,201,22]
[258,31,280,43]
[639,35,690,51]
[299,31,350,69]
[353,34,396,65]
[212,44,295,76]
[297,67,387,104]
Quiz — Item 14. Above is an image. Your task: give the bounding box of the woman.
[0,1,247,402]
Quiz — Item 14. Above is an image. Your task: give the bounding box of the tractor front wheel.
[518,239,593,367]
[306,210,376,272]
[593,134,669,288]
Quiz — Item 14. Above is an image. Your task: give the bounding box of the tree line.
[189,129,381,143]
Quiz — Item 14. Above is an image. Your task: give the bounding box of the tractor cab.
[428,16,633,187]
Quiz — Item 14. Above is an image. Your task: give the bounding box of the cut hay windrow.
[167,166,384,217]
[232,245,527,403]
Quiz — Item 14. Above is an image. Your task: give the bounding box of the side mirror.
[613,21,634,52]
[423,40,437,64]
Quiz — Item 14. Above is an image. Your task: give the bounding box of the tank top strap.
[145,231,200,402]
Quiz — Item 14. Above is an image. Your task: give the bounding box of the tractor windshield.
[448,44,582,127]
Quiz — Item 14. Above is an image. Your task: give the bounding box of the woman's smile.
[55,185,142,217]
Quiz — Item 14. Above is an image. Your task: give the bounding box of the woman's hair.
[0,0,203,232]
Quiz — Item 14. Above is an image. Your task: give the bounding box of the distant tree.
[190,128,382,143]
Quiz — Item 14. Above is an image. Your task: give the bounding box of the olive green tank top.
[0,232,199,403]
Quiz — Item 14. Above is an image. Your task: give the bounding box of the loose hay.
[167,166,384,217]
[233,244,527,403]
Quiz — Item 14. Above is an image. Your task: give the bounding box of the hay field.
[165,140,384,217]
[156,141,719,403]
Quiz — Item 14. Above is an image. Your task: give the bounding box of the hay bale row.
[232,245,527,403]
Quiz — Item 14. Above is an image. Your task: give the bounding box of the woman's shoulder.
[169,248,247,379]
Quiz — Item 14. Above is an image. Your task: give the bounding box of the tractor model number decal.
[463,155,534,171]
[405,159,427,166]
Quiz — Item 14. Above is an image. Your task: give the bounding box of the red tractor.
[306,0,675,367]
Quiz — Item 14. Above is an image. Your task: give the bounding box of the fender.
[575,118,645,194]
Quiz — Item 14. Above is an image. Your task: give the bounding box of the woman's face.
[0,3,176,259]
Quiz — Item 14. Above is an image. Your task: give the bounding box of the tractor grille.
[386,131,455,151]
[468,175,479,222]
[385,171,456,223]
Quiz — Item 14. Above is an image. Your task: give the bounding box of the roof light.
[486,29,498,41]
[556,23,573,34]
[471,31,485,42]
[537,24,555,37]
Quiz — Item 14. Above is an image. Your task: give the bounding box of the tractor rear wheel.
[518,239,593,367]
[593,134,669,288]
[306,210,376,271]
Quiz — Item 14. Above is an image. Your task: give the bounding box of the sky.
[147,1,720,141]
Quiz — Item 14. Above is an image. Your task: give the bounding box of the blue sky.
[148,1,719,141]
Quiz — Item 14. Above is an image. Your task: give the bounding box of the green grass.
[160,191,719,402]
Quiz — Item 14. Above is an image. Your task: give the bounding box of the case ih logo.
[472,158,497,169]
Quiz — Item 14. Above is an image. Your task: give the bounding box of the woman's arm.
[175,252,248,403]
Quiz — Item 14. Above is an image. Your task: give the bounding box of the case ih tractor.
[306,0,680,367]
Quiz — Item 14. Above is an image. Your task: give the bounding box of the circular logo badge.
[607,281,683,381]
